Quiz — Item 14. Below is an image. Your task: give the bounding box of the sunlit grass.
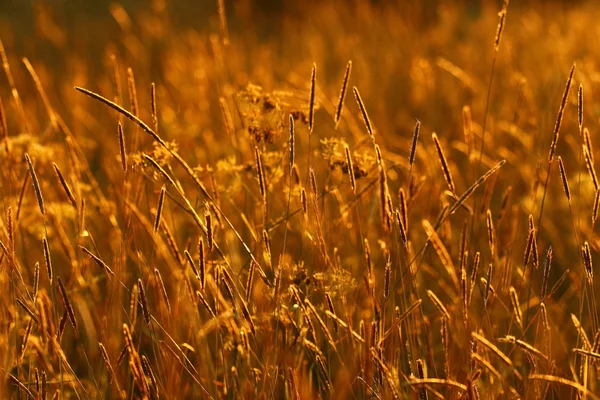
[1,0,600,398]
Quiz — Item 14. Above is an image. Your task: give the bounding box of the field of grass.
[2,0,600,398]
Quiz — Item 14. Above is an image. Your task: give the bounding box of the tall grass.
[0,0,600,398]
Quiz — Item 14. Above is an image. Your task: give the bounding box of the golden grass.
[3,0,600,398]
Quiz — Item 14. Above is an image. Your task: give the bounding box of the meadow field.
[1,0,600,398]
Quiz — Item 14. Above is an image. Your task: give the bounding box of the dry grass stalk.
[594,330,600,353]
[0,95,8,152]
[141,355,159,397]
[557,157,570,202]
[58,309,68,339]
[509,287,523,329]
[441,317,450,377]
[422,220,460,290]
[305,299,337,349]
[123,323,136,358]
[548,64,575,161]
[79,245,115,275]
[469,252,481,306]
[409,378,467,392]
[21,319,34,357]
[574,348,600,360]
[582,242,594,285]
[42,237,53,285]
[370,348,401,399]
[239,297,256,335]
[427,290,451,321]
[540,302,549,333]
[129,284,139,327]
[479,170,498,215]
[153,186,166,235]
[287,368,300,400]
[584,145,599,191]
[446,160,506,219]
[471,332,514,369]
[399,188,408,228]
[309,167,318,196]
[584,127,594,162]
[6,207,13,257]
[99,343,124,397]
[161,221,182,264]
[57,277,76,329]
[409,120,421,166]
[471,353,502,381]
[384,258,391,299]
[199,238,206,290]
[205,207,213,252]
[23,58,56,129]
[416,359,428,400]
[25,154,44,216]
[432,133,456,193]
[363,238,373,278]
[324,293,338,333]
[497,185,512,222]
[196,290,216,319]
[154,268,171,314]
[0,39,28,134]
[245,261,255,302]
[524,214,538,269]
[255,146,266,204]
[126,67,139,116]
[273,266,282,301]
[379,300,422,345]
[118,122,127,173]
[309,63,317,133]
[143,154,176,187]
[289,114,295,169]
[494,6,508,51]
[594,191,600,226]
[486,209,495,258]
[483,263,493,307]
[462,105,473,157]
[221,274,236,304]
[52,163,77,207]
[345,145,356,194]
[40,370,47,400]
[16,299,38,323]
[571,314,592,350]
[540,247,553,301]
[8,374,35,399]
[301,188,307,215]
[499,335,548,361]
[540,302,551,355]
[324,310,365,343]
[353,86,373,138]
[110,54,123,105]
[36,295,52,342]
[460,259,468,326]
[578,84,583,130]
[377,147,392,230]
[151,82,158,134]
[137,279,150,324]
[335,61,352,128]
[33,262,39,299]
[315,354,332,391]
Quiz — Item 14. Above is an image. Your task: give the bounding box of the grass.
[1,0,600,398]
